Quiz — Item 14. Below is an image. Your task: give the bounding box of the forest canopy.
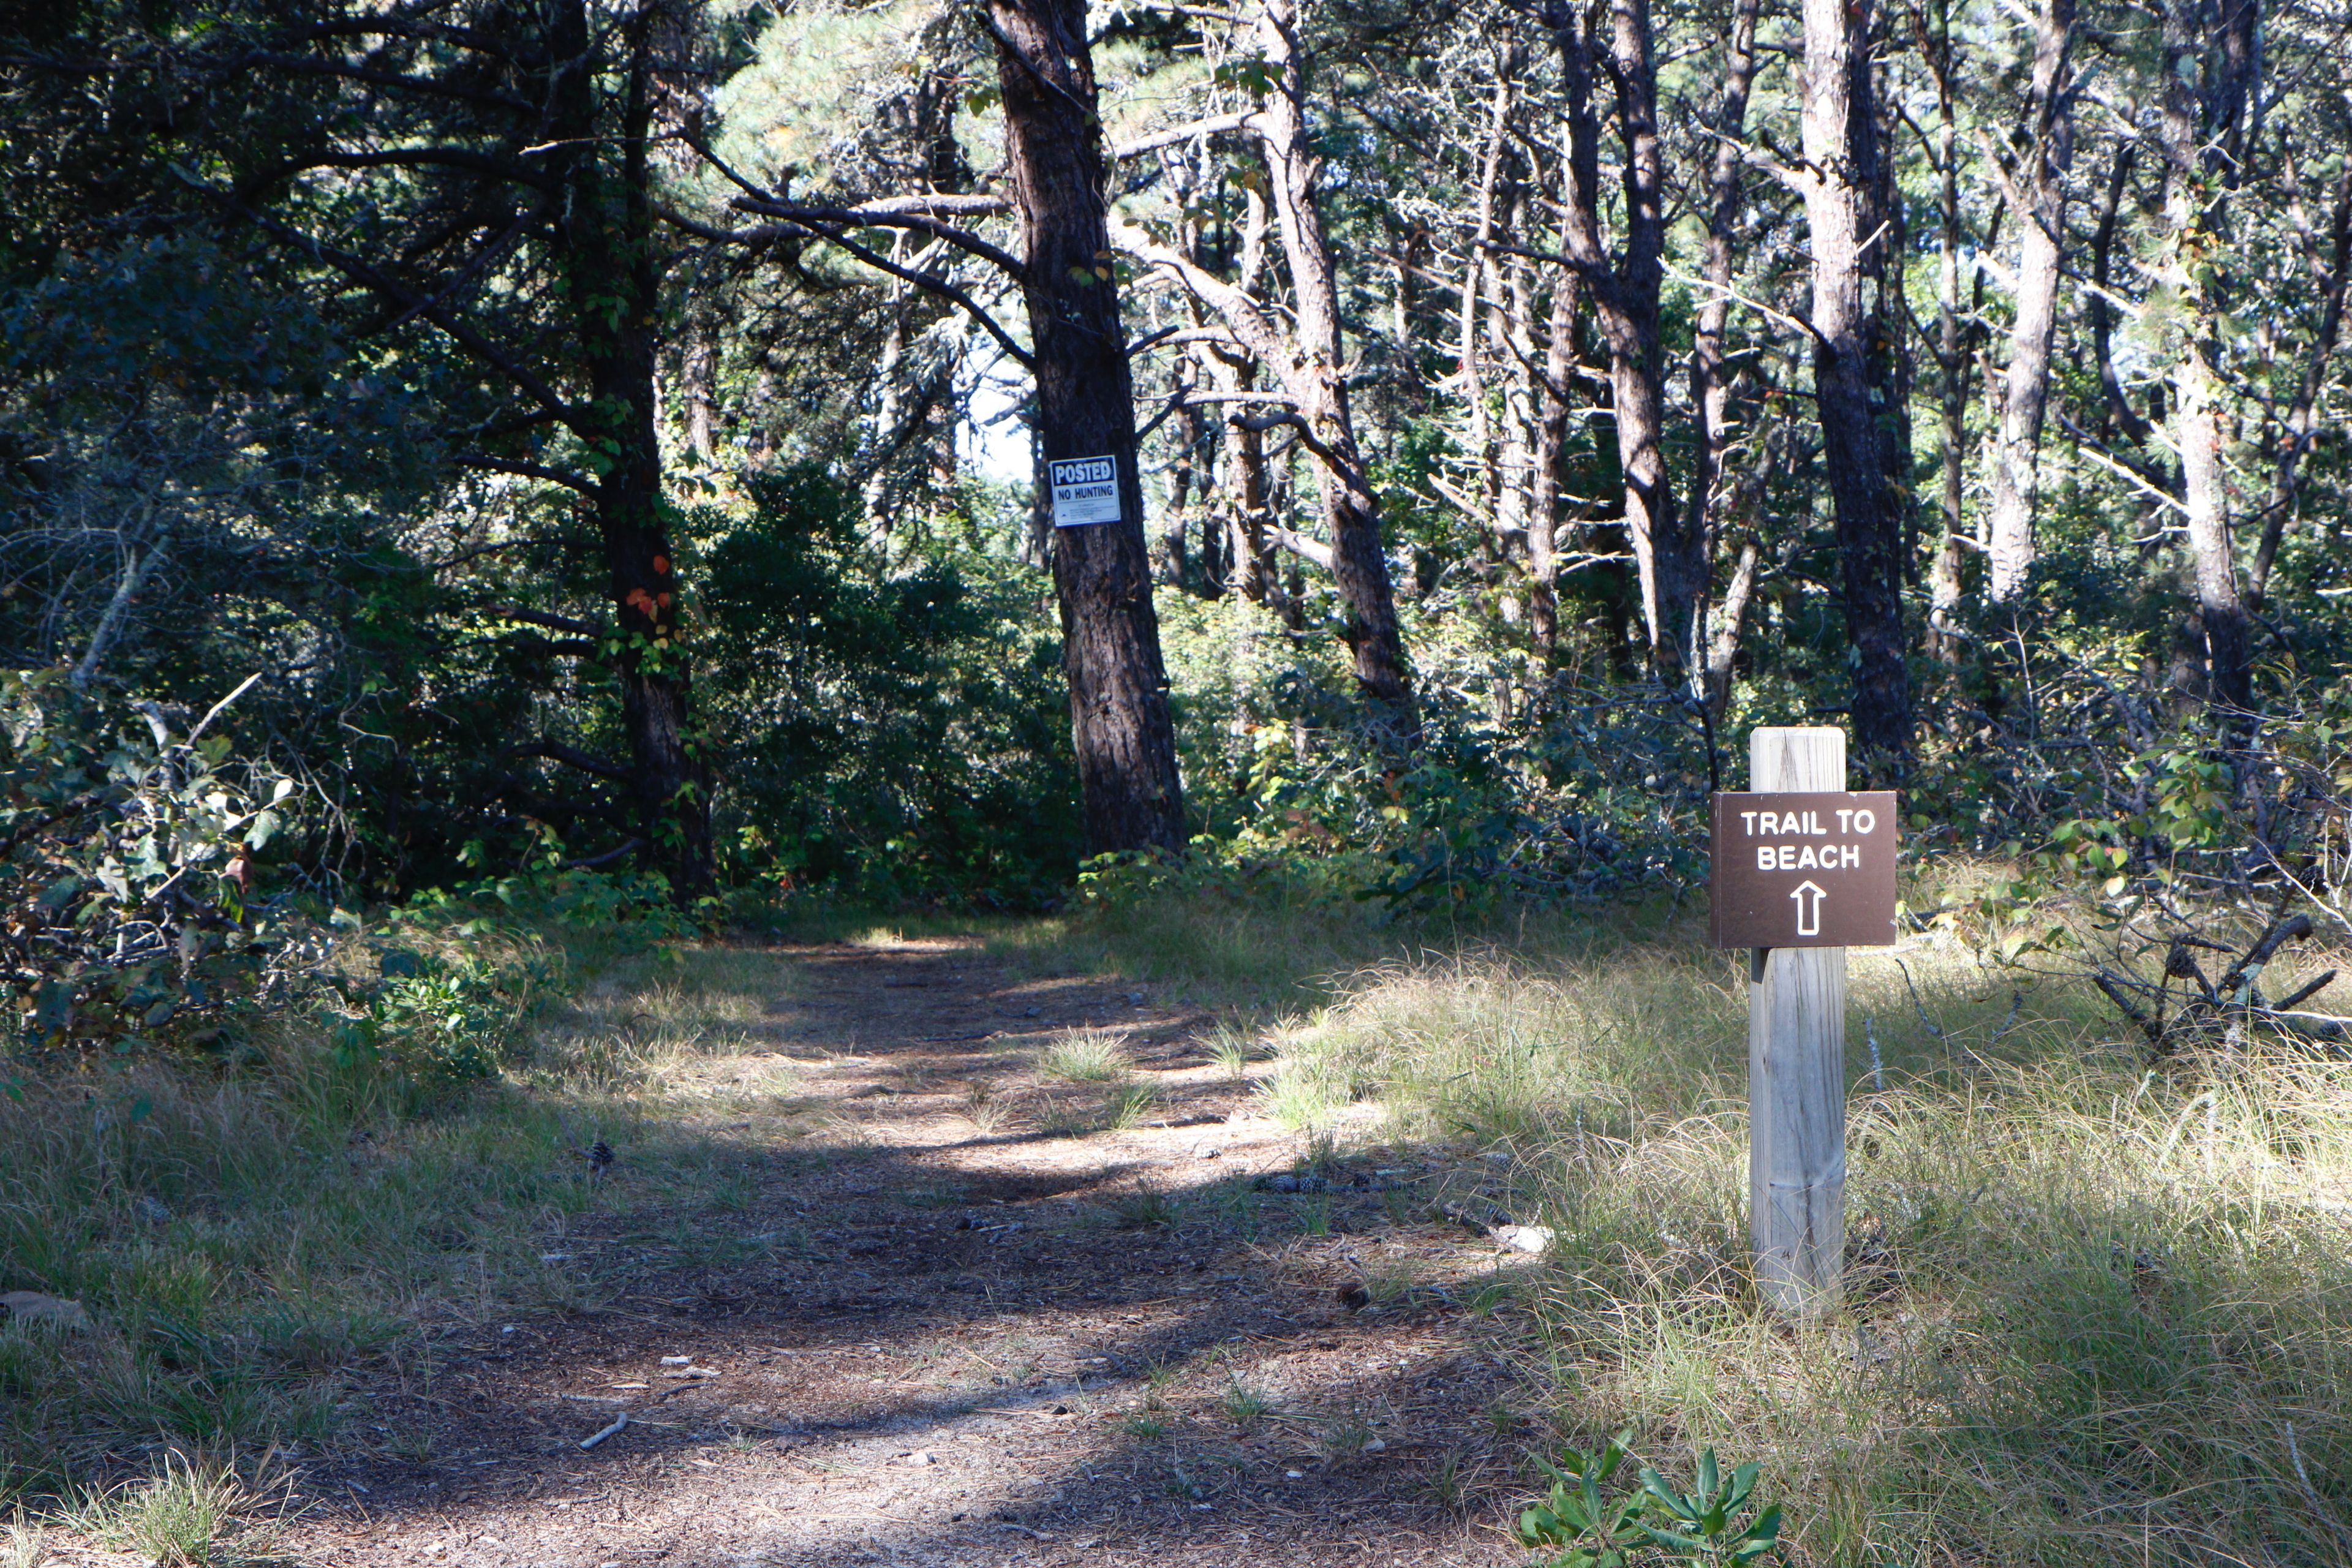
[2,0,2346,948]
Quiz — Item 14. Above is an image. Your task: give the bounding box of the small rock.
[1193,1145,1221,1160]
[1362,1438,1387,1453]
[660,1355,693,1366]
[1126,990,1145,1005]
[1493,1224,1555,1254]
[904,1450,935,1466]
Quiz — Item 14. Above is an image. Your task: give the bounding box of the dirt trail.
[282,937,1539,1567]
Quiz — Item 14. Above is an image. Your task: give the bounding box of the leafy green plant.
[0,675,318,1055]
[334,952,536,1091]
[1633,1450,1782,1565]
[1517,1435,1783,1568]
[1517,1431,1649,1568]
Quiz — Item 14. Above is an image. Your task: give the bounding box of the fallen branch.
[578,1411,628,1450]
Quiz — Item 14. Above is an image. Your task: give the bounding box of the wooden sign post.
[1709,726,1897,1319]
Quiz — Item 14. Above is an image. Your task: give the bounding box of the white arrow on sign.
[1789,880,1826,937]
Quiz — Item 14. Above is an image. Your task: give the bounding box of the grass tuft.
[1102,1180,1181,1230]
[1218,1378,1278,1427]
[3,1508,47,1568]
[67,1455,269,1567]
[1101,1080,1158,1131]
[1035,1029,1133,1084]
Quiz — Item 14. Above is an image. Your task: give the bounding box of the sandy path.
[276,937,1541,1567]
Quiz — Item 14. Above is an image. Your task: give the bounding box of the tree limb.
[508,741,631,784]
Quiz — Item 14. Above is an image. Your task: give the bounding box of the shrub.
[0,673,323,1058]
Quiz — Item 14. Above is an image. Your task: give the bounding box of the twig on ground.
[578,1412,628,1450]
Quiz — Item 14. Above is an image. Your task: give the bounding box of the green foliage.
[0,673,318,1055]
[1517,1436,1783,1567]
[1632,1451,1784,1565]
[1153,594,1712,914]
[336,952,537,1093]
[1517,1431,1648,1568]
[692,468,1082,908]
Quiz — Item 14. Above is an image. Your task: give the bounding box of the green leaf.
[32,978,75,1033]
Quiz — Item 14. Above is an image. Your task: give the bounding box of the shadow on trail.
[281,938,1531,1566]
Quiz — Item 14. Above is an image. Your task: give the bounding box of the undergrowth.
[0,907,801,1501]
[1266,928,2352,1565]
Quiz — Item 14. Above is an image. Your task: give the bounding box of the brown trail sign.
[1717,728,1901,1319]
[1710,790,1898,949]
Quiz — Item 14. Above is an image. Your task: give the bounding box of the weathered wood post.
[1747,725,1847,1316]
[1709,725,1896,1316]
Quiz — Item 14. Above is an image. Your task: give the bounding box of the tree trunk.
[1925,0,1967,662]
[1798,0,1912,769]
[1495,199,1539,554]
[1686,0,1762,682]
[1251,0,1417,741]
[1528,255,1581,655]
[1460,66,1514,543]
[1703,418,1780,723]
[2159,0,2253,712]
[1983,0,2075,605]
[1550,0,1694,680]
[986,0,1188,856]
[552,0,712,897]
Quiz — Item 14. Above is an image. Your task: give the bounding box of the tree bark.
[986,0,1188,855]
[1919,0,1975,658]
[1798,0,1912,769]
[1528,253,1581,654]
[1983,0,2075,605]
[1685,0,1762,685]
[2159,0,2253,712]
[1250,0,1418,742]
[1459,68,1513,540]
[1549,0,1694,680]
[551,0,712,896]
[1702,418,1780,723]
[1924,0,1967,660]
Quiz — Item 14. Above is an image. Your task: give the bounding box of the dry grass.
[1034,1028,1133,1083]
[0,921,811,1499]
[14,872,2351,1566]
[1268,930,2352,1566]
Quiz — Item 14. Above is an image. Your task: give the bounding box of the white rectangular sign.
[1048,455,1122,527]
